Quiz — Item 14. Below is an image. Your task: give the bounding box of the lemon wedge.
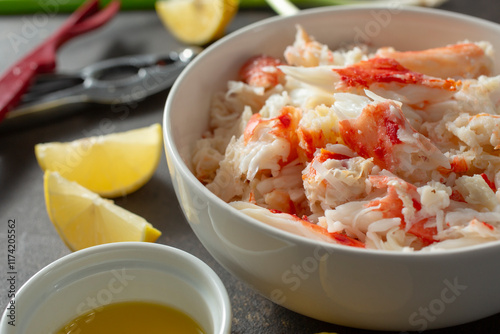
[155,0,239,45]
[44,171,162,251]
[35,124,162,198]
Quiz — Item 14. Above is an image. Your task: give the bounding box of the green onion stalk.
[0,0,447,15]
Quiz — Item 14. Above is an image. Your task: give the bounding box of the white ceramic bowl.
[0,242,231,334]
[163,5,500,331]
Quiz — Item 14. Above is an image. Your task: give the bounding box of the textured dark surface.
[1,1,500,333]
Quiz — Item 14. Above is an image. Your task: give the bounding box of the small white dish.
[0,242,231,334]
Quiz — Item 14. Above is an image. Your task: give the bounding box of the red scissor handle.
[0,0,120,123]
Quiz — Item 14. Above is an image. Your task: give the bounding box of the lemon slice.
[44,171,162,251]
[155,0,239,45]
[35,124,162,198]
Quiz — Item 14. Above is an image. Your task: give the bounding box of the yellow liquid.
[55,301,206,334]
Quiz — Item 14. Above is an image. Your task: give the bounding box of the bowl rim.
[163,4,500,258]
[0,242,232,333]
